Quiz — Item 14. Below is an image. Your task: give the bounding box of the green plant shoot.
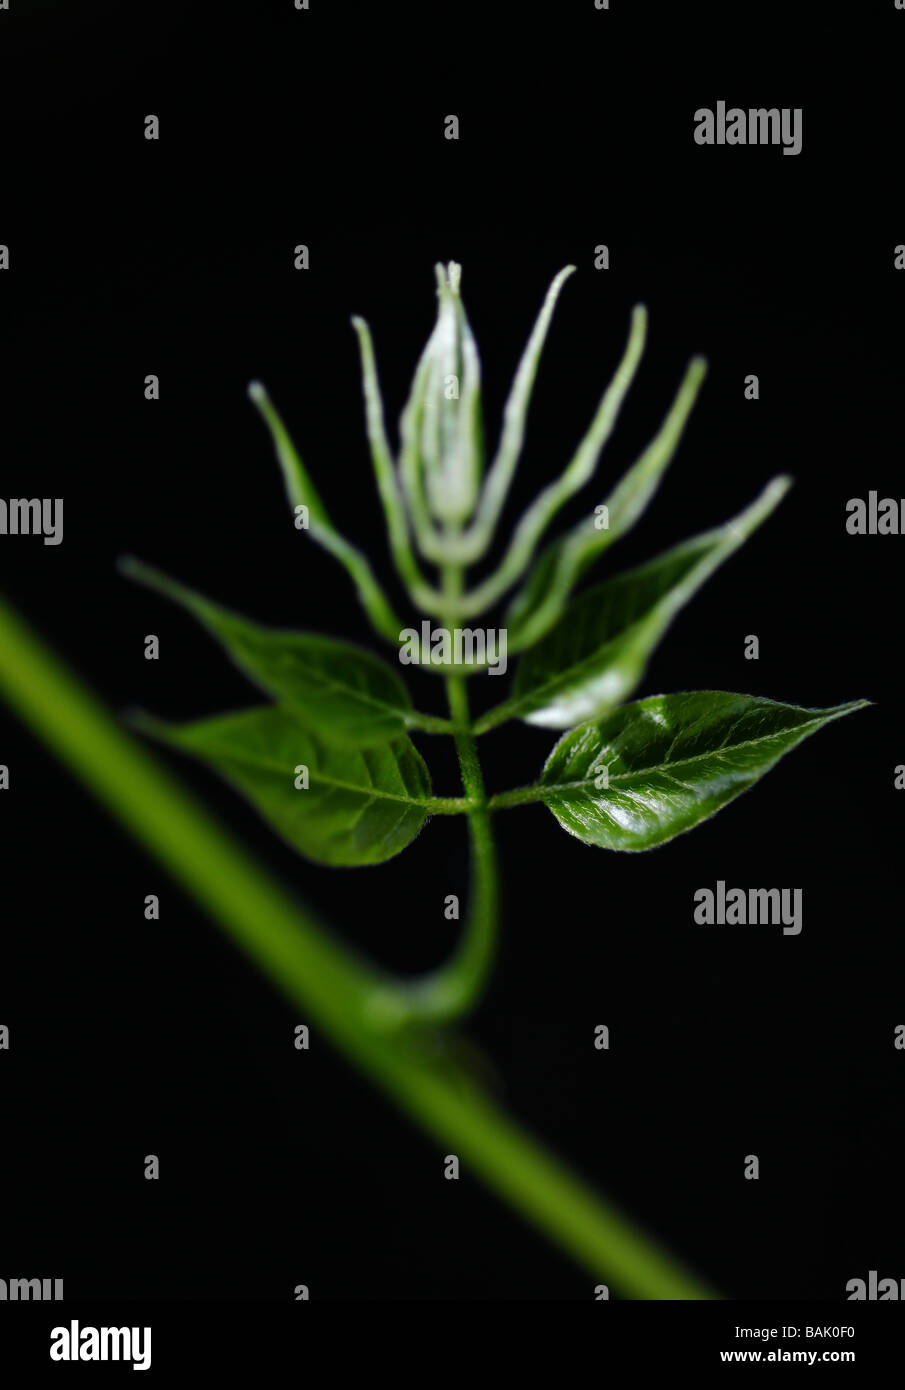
[0,262,867,1298]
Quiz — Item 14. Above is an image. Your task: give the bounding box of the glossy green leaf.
[139,706,433,866]
[538,693,868,852]
[477,478,788,734]
[120,559,417,748]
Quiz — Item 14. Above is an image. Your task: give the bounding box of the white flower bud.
[418,263,483,526]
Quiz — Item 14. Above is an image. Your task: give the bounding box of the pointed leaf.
[486,479,789,732]
[506,356,708,648]
[435,304,648,619]
[141,706,433,866]
[351,314,436,600]
[467,264,575,548]
[120,560,415,747]
[247,381,404,642]
[398,309,446,558]
[539,693,868,852]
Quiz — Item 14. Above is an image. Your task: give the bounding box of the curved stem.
[437,575,501,1018]
[375,569,502,1025]
[405,674,500,1019]
[445,672,484,797]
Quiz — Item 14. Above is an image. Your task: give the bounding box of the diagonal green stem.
[0,591,716,1299]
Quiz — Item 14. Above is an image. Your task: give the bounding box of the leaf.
[477,478,789,734]
[505,356,707,650]
[247,381,404,643]
[351,314,436,598]
[462,264,575,554]
[435,304,648,620]
[538,693,868,852]
[120,559,416,747]
[140,706,433,866]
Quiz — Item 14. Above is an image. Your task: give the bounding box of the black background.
[1,1,903,1302]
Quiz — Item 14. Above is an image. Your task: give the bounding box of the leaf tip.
[763,474,794,507]
[116,553,139,579]
[117,554,160,591]
[121,705,162,737]
[433,261,461,294]
[247,380,267,405]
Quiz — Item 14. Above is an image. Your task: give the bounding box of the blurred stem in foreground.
[0,590,715,1300]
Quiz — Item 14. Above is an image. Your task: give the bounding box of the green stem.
[426,795,475,814]
[379,676,500,1026]
[487,783,547,811]
[406,711,460,736]
[445,673,485,800]
[0,590,715,1299]
[422,677,501,1011]
[448,687,501,1010]
[379,565,502,1024]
